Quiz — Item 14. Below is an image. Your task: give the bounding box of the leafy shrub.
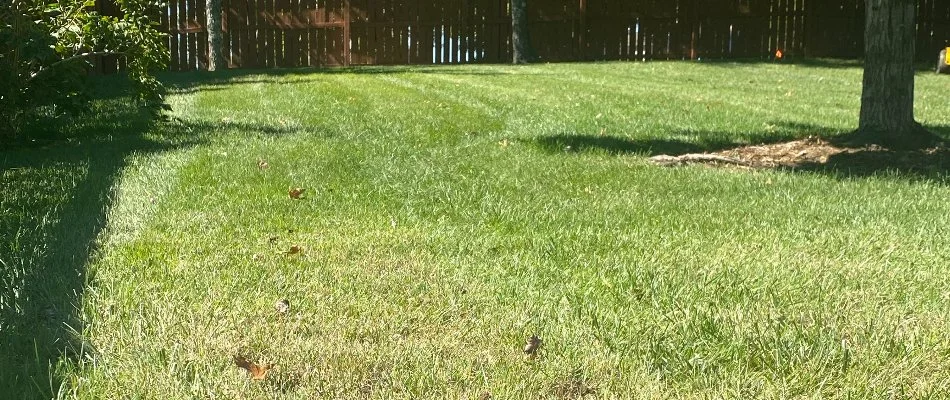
[0,0,168,139]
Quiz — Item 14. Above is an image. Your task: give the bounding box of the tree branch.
[27,51,126,83]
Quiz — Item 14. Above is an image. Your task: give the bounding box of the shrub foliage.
[1,0,167,137]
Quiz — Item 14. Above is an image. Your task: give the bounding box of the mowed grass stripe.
[10,62,942,399]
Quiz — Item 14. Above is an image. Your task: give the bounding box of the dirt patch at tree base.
[649,136,949,173]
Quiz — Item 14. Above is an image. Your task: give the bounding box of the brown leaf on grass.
[258,160,269,170]
[275,299,290,313]
[523,335,542,357]
[288,187,305,199]
[287,245,303,255]
[233,355,273,381]
[479,391,493,400]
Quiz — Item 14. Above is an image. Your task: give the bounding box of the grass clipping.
[649,136,948,171]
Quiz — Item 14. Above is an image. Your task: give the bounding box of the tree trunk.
[511,0,537,64]
[206,0,224,71]
[856,0,934,148]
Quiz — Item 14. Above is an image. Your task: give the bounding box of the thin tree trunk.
[206,0,224,71]
[511,0,537,64]
[856,0,933,148]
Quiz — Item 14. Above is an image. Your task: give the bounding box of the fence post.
[578,0,586,61]
[343,0,351,66]
[206,0,224,70]
[681,0,698,60]
[803,0,812,57]
[95,0,123,73]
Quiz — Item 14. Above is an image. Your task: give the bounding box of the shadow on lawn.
[534,122,950,184]
[696,57,863,70]
[159,64,539,93]
[695,57,942,72]
[0,95,205,398]
[534,120,823,155]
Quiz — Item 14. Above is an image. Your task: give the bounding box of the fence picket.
[117,0,950,70]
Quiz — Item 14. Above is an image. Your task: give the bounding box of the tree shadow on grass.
[695,57,864,70]
[533,122,817,156]
[0,83,321,397]
[693,57,942,72]
[792,129,950,182]
[532,122,950,184]
[0,94,206,398]
[159,64,542,94]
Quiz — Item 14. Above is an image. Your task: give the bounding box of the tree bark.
[856,0,934,148]
[511,0,537,64]
[206,0,224,71]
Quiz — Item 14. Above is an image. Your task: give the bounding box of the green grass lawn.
[3,61,950,399]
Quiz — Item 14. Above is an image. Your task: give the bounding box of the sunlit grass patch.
[4,61,950,399]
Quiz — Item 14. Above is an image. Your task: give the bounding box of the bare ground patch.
[650,136,950,174]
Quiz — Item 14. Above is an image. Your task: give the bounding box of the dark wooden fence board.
[89,0,950,70]
[166,0,180,70]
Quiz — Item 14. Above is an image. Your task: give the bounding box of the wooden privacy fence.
[146,0,950,71]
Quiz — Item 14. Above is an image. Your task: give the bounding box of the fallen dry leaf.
[275,299,290,313]
[523,335,542,357]
[287,245,303,255]
[258,160,269,170]
[479,391,492,400]
[289,187,305,199]
[233,355,273,381]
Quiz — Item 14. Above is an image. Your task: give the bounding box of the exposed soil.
[650,136,950,174]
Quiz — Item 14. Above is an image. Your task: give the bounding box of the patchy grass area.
[3,61,950,399]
